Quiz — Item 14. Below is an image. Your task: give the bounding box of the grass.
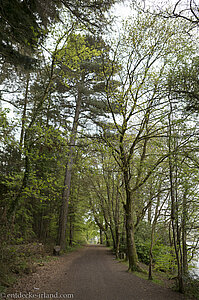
[132,270,164,286]
[118,257,199,299]
[65,243,84,253]
[0,261,16,293]
[118,258,175,289]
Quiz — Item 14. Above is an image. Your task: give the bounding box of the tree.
[0,0,118,68]
[153,0,199,26]
[56,34,119,249]
[167,56,199,113]
[100,12,192,272]
[166,104,199,292]
[86,145,124,256]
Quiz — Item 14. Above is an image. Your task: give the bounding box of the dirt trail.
[7,245,186,300]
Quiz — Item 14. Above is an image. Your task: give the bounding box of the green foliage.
[56,34,102,72]
[135,222,177,273]
[168,56,199,113]
[84,219,99,243]
[0,0,56,68]
[153,245,176,274]
[0,242,47,289]
[135,240,150,265]
[183,275,199,300]
[135,239,177,274]
[0,6,199,300]
[0,0,117,68]
[135,222,151,264]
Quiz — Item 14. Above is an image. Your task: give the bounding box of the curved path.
[11,245,186,300]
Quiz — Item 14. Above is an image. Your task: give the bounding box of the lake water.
[190,251,199,278]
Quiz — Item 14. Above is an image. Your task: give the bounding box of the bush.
[119,244,127,254]
[135,238,177,274]
[153,244,176,273]
[135,240,150,265]
[0,242,46,289]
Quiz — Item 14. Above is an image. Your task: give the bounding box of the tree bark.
[121,143,139,271]
[148,229,154,280]
[124,185,139,271]
[100,228,103,244]
[69,214,74,247]
[148,185,162,280]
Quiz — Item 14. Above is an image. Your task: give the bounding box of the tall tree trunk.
[69,214,74,247]
[104,223,110,247]
[109,224,116,250]
[168,102,184,293]
[9,68,54,217]
[100,228,103,244]
[105,231,110,247]
[148,228,154,280]
[124,184,139,271]
[121,213,126,250]
[114,184,120,259]
[20,74,29,150]
[125,202,139,271]
[148,186,152,225]
[148,186,162,280]
[121,147,139,271]
[57,87,82,250]
[115,225,120,259]
[170,161,184,293]
[182,186,188,276]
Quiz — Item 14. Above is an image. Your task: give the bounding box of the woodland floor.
[5,245,188,300]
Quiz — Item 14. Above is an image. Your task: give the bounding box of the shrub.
[135,240,150,265]
[153,244,176,273]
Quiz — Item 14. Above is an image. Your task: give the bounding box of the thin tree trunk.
[69,214,74,247]
[182,187,188,276]
[148,228,154,280]
[100,228,103,244]
[57,87,82,250]
[148,186,152,225]
[20,74,29,150]
[168,101,184,293]
[148,187,162,280]
[115,184,120,259]
[115,225,120,259]
[9,68,54,217]
[109,225,116,250]
[105,231,110,247]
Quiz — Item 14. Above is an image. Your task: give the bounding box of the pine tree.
[56,34,119,249]
[0,0,117,68]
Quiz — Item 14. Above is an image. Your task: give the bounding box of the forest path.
[10,245,186,300]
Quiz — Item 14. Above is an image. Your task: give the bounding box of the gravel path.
[7,245,186,300]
